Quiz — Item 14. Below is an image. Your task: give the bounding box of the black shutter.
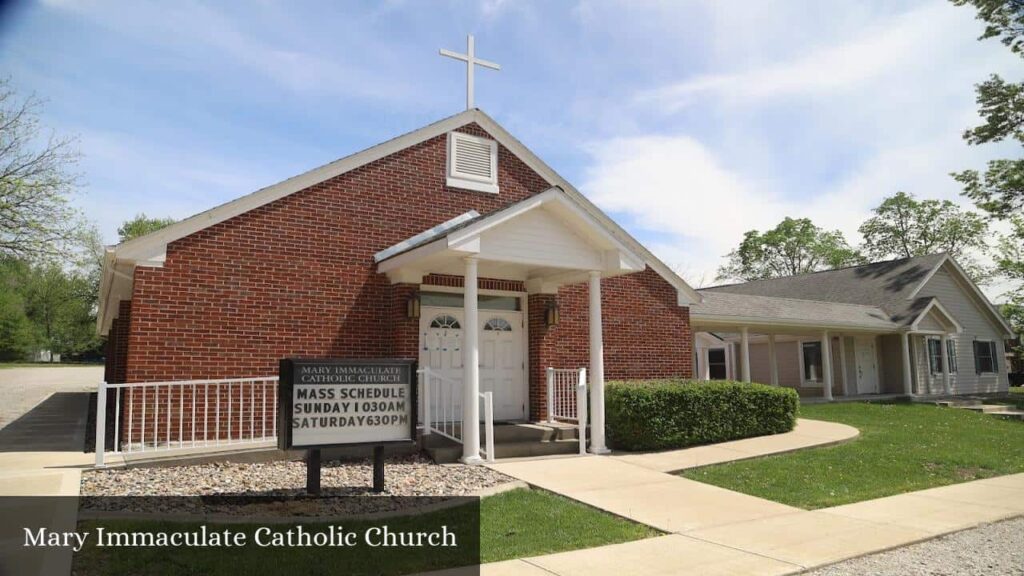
[991,341,998,372]
[974,341,981,374]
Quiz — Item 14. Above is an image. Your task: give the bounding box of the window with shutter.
[446,132,499,194]
[974,340,996,374]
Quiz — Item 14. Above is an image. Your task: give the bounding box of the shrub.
[605,379,799,451]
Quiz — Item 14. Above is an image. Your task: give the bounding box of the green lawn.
[72,489,658,575]
[680,401,1024,510]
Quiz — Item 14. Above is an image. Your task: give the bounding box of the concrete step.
[421,423,584,463]
[989,410,1024,421]
[961,404,1012,414]
[494,439,581,459]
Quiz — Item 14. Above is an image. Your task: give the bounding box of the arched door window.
[483,318,513,332]
[429,314,461,329]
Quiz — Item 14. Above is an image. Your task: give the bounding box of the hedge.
[605,379,799,451]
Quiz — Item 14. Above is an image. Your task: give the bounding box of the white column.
[461,257,482,463]
[838,334,848,396]
[588,271,609,454]
[822,331,833,401]
[767,333,779,387]
[740,327,751,383]
[940,333,952,395]
[901,331,913,396]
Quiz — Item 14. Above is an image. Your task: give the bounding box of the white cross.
[440,34,501,110]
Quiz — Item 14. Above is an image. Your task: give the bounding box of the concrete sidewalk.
[0,367,99,576]
[485,420,1024,575]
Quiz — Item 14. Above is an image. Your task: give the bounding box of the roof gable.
[100,109,699,333]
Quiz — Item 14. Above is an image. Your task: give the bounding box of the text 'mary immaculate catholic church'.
[96,36,1014,460]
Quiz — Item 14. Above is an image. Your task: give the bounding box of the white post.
[838,334,848,396]
[546,367,555,423]
[588,271,609,454]
[95,381,108,467]
[462,257,482,463]
[700,343,711,380]
[941,333,952,395]
[577,368,588,455]
[822,331,834,401]
[740,327,751,383]
[901,331,913,396]
[767,333,778,386]
[422,368,431,436]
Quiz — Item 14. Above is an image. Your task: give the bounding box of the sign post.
[278,358,417,496]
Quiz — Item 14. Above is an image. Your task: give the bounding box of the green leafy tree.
[117,213,176,243]
[0,78,83,260]
[0,259,38,360]
[953,0,1024,333]
[858,192,990,280]
[717,217,863,282]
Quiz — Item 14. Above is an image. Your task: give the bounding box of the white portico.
[375,187,649,462]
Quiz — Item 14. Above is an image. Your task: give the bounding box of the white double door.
[420,306,526,421]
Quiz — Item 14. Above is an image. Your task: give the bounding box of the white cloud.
[580,0,1020,300]
[634,1,954,112]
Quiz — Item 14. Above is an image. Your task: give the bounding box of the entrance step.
[934,399,982,408]
[421,422,583,464]
[961,404,1013,414]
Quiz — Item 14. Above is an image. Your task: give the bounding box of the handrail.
[419,367,494,463]
[547,367,588,454]
[95,376,278,467]
[479,391,495,463]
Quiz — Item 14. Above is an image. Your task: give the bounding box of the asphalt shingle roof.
[696,253,947,328]
[691,292,899,330]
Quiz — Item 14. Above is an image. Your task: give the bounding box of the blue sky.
[1,0,1018,290]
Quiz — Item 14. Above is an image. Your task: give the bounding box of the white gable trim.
[373,211,479,263]
[377,187,646,276]
[908,255,1013,337]
[114,109,483,263]
[909,298,963,334]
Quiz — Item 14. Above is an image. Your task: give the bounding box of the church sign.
[278,358,417,450]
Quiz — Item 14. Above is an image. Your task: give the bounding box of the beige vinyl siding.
[747,338,844,395]
[748,341,801,387]
[916,310,946,332]
[918,267,1009,394]
[878,334,907,394]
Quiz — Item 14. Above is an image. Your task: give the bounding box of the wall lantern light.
[406,293,421,319]
[545,302,560,327]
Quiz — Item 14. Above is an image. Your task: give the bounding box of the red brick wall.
[121,123,549,383]
[110,120,694,441]
[528,268,693,421]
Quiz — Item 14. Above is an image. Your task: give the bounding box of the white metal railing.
[419,367,494,463]
[547,367,588,455]
[95,376,278,467]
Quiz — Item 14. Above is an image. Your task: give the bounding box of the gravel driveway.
[807,517,1024,575]
[0,366,101,429]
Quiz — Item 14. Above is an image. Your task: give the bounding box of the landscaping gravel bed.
[807,517,1024,576]
[80,454,515,518]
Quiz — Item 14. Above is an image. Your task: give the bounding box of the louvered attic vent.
[447,131,499,194]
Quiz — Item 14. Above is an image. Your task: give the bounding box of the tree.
[717,217,863,282]
[0,78,83,260]
[858,192,990,274]
[952,0,1024,332]
[117,213,176,243]
[0,259,38,360]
